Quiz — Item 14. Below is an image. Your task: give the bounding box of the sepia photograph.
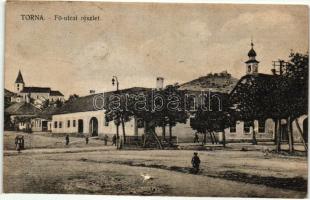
[2,1,309,198]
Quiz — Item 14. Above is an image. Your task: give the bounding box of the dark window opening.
[230,121,236,133]
[258,120,265,133]
[244,121,252,133]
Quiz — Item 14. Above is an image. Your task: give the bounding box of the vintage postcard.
[3,1,309,198]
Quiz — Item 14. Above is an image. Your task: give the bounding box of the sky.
[4,2,309,97]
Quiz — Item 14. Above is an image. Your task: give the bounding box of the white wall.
[51,110,136,136]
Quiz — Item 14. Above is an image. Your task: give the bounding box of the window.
[258,120,265,133]
[230,121,236,133]
[54,121,58,128]
[244,121,252,133]
[67,120,70,128]
[73,120,76,127]
[59,121,62,128]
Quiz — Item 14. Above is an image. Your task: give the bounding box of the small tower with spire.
[245,40,259,75]
[15,70,25,93]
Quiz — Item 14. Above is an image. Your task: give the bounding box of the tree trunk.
[213,132,218,144]
[295,119,308,151]
[202,132,206,145]
[252,122,257,145]
[169,124,172,142]
[151,129,163,149]
[287,117,294,153]
[209,132,214,144]
[222,130,226,147]
[274,119,278,145]
[143,121,147,148]
[116,124,119,150]
[162,125,166,140]
[276,119,281,152]
[121,116,126,144]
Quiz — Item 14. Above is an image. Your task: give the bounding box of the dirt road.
[3,147,307,197]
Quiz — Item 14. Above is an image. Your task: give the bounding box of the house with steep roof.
[5,102,41,131]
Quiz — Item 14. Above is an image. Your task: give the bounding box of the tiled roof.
[4,89,15,97]
[229,73,278,97]
[5,102,41,115]
[21,87,51,93]
[54,87,151,115]
[53,93,104,115]
[50,90,64,96]
[38,105,59,119]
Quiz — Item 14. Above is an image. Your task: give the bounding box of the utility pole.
[271,60,289,75]
[112,76,120,149]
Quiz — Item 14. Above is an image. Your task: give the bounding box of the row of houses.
[5,43,308,143]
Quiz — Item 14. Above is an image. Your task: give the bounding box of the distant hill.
[179,71,239,93]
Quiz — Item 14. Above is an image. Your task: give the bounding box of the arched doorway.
[303,117,308,143]
[89,117,98,137]
[78,119,83,133]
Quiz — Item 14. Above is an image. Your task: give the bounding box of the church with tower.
[11,70,64,103]
[245,41,259,75]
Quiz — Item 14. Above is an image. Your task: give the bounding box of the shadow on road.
[77,158,307,192]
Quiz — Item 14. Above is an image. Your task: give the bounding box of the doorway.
[78,119,83,133]
[89,117,98,137]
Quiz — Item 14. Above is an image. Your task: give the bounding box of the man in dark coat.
[103,134,108,145]
[191,152,201,174]
[112,134,116,146]
[65,134,69,145]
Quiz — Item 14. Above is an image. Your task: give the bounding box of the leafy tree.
[190,93,232,146]
[55,99,63,108]
[230,52,308,152]
[104,84,189,149]
[67,94,79,102]
[42,99,50,109]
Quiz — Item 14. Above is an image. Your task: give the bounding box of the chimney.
[156,77,164,90]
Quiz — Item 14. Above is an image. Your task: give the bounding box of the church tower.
[245,41,259,75]
[15,70,25,93]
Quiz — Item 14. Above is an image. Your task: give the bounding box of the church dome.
[248,47,257,57]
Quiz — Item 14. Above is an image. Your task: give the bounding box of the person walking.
[191,152,201,174]
[112,134,116,146]
[16,137,22,153]
[85,136,89,144]
[65,134,70,146]
[104,134,108,146]
[194,132,199,143]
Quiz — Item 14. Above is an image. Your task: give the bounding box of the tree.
[279,52,308,152]
[42,99,50,109]
[104,85,189,149]
[55,99,63,108]
[230,51,308,152]
[190,93,231,147]
[67,94,79,102]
